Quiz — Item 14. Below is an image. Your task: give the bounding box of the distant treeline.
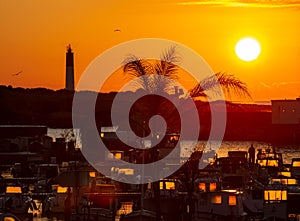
[0,85,283,143]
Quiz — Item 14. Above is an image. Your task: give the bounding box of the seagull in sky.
[114,29,121,32]
[12,71,22,76]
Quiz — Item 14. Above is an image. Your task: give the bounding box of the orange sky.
[0,0,300,101]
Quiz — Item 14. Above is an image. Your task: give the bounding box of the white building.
[271,98,300,124]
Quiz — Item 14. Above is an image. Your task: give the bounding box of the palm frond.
[123,54,154,92]
[215,72,252,98]
[189,72,252,99]
[123,47,180,94]
[189,84,208,98]
[123,55,153,78]
[159,45,180,80]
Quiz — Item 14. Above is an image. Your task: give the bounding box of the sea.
[48,128,300,165]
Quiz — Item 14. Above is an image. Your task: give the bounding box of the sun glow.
[235,37,261,61]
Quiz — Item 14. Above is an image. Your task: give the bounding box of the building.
[272,98,300,124]
[271,98,300,145]
[65,44,74,91]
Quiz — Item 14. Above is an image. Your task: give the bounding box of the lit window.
[211,195,222,204]
[89,171,96,177]
[6,186,22,193]
[267,160,278,167]
[160,182,164,190]
[292,161,300,167]
[288,179,297,185]
[119,168,134,175]
[228,195,237,206]
[57,186,68,193]
[282,190,287,200]
[278,171,291,177]
[114,152,122,159]
[165,182,175,190]
[264,190,287,201]
[209,183,217,192]
[257,159,265,166]
[198,183,206,192]
[100,132,104,138]
[160,181,176,190]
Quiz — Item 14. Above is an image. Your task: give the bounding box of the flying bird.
[12,71,22,76]
[114,29,121,32]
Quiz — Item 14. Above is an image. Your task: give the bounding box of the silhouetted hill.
[0,85,272,141]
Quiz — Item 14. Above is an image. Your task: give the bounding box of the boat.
[214,151,248,175]
[193,189,246,220]
[241,179,264,219]
[243,175,300,220]
[263,186,288,220]
[267,176,300,219]
[42,185,73,215]
[291,158,300,179]
[0,186,37,220]
[213,151,250,189]
[256,148,283,185]
[192,174,246,221]
[143,179,185,221]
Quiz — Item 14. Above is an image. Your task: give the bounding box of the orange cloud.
[178,0,300,8]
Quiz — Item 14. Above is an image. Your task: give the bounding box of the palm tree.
[123,46,251,100]
[123,45,179,94]
[122,46,251,221]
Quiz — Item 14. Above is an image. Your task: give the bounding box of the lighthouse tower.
[65,44,74,91]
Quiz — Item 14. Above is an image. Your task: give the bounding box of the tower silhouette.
[65,44,74,91]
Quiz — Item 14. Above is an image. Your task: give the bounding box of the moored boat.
[143,179,185,221]
[0,186,37,220]
[193,175,246,221]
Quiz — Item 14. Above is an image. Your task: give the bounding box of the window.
[6,186,22,193]
[292,161,300,167]
[165,181,175,190]
[287,179,297,185]
[198,183,206,192]
[264,190,287,202]
[209,183,217,192]
[211,195,222,204]
[57,186,68,193]
[160,182,164,190]
[114,152,122,159]
[278,171,291,177]
[228,195,237,206]
[267,160,278,167]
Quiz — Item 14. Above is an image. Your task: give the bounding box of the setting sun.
[235,37,261,62]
